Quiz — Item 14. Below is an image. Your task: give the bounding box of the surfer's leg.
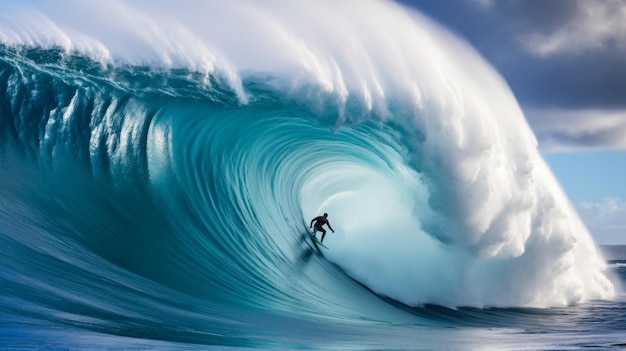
[320,228,327,242]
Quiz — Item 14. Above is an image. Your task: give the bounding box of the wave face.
[0,0,617,347]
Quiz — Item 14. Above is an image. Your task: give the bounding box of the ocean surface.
[1,1,624,349]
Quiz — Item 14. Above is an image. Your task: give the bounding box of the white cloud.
[525,108,626,152]
[577,198,626,245]
[521,0,626,56]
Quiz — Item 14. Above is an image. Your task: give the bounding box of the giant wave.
[0,0,617,347]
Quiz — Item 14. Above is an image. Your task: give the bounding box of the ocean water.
[0,1,624,350]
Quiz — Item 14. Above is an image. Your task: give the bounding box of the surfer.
[310,213,334,242]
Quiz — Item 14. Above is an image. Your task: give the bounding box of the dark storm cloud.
[508,53,626,109]
[494,0,581,33]
[397,0,626,150]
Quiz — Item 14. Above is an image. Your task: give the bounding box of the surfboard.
[311,235,329,249]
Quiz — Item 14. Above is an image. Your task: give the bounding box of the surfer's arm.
[328,223,334,232]
[309,218,315,228]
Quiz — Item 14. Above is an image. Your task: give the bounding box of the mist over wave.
[0,0,616,343]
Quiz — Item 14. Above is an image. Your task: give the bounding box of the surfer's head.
[323,213,328,217]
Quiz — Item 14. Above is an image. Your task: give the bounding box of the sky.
[398,0,626,245]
